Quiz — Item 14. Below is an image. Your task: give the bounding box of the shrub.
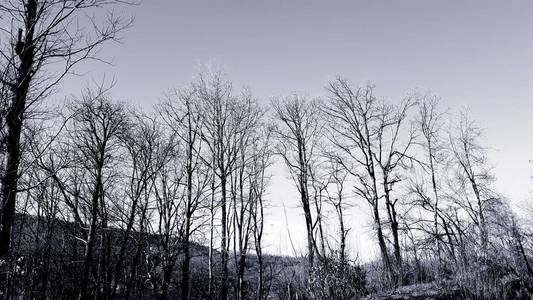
[308,256,367,300]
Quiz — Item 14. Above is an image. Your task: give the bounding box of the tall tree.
[0,0,131,262]
[228,92,264,300]
[272,94,323,268]
[448,112,499,252]
[324,157,350,265]
[323,79,392,280]
[249,127,273,300]
[158,86,210,300]
[323,78,415,283]
[111,112,168,297]
[50,90,128,299]
[197,71,253,300]
[409,97,456,264]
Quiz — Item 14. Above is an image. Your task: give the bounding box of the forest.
[0,1,532,299]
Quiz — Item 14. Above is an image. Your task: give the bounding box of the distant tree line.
[0,1,532,299]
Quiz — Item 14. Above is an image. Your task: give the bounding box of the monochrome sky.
[61,0,533,259]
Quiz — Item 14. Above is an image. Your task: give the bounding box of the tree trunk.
[338,206,346,265]
[125,204,148,300]
[257,250,264,300]
[112,192,142,296]
[180,219,191,300]
[80,161,104,299]
[374,202,392,282]
[220,174,228,300]
[208,169,215,300]
[383,174,402,285]
[79,197,100,298]
[0,0,37,260]
[237,253,247,300]
[428,147,441,260]
[161,261,175,299]
[390,208,402,283]
[299,142,314,268]
[303,201,314,268]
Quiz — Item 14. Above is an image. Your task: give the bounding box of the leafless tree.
[110,112,168,298]
[227,93,265,300]
[309,161,330,260]
[323,78,415,284]
[0,0,132,264]
[271,94,323,268]
[324,157,350,265]
[407,97,459,270]
[323,79,391,280]
[418,97,443,255]
[447,112,500,253]
[196,71,256,300]
[147,127,189,298]
[249,126,273,300]
[158,86,211,300]
[45,88,128,299]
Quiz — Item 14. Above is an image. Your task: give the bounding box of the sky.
[60,0,533,259]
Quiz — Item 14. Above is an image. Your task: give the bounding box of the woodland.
[0,1,532,299]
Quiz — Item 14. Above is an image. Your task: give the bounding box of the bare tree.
[196,71,248,300]
[0,0,131,263]
[407,97,458,268]
[309,162,329,260]
[448,112,500,253]
[158,86,211,300]
[373,97,416,283]
[323,79,392,280]
[249,127,273,300]
[45,89,128,299]
[110,112,168,297]
[272,94,323,268]
[324,157,350,265]
[227,93,265,300]
[323,78,415,284]
[418,97,443,256]
[148,131,184,298]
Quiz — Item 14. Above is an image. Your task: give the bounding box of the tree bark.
[0,0,38,260]
[180,217,191,300]
[79,163,104,300]
[374,202,391,281]
[220,173,228,300]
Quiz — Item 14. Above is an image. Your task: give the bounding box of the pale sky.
[59,0,533,259]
